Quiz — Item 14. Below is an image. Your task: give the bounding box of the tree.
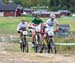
[70,0,75,7]
[20,0,33,7]
[3,0,9,4]
[14,0,21,4]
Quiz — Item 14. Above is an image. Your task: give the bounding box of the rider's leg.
[19,33,23,43]
[32,30,35,47]
[43,27,48,46]
[51,36,57,53]
[18,33,23,49]
[43,35,47,46]
[51,36,55,48]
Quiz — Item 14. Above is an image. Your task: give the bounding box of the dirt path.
[0,42,75,63]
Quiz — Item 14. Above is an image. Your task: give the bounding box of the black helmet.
[35,14,41,17]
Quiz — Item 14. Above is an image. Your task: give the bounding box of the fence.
[0,31,75,45]
[0,35,19,43]
[55,24,70,37]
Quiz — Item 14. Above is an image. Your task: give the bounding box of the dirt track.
[0,42,75,63]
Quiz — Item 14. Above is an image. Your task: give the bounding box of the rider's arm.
[32,18,35,24]
[25,22,29,31]
[46,19,50,26]
[31,18,36,26]
[40,18,44,23]
[55,19,59,32]
[40,18,44,26]
[17,23,21,31]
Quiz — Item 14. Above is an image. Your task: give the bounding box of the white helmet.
[50,14,56,18]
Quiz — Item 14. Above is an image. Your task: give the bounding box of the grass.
[4,42,34,53]
[58,16,75,31]
[0,16,75,53]
[0,16,75,40]
[4,43,20,52]
[0,16,75,34]
[4,42,75,54]
[56,45,75,54]
[0,17,32,34]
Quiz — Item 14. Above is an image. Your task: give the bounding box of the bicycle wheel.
[25,41,29,53]
[48,39,57,54]
[21,38,25,52]
[34,34,40,53]
[23,37,29,53]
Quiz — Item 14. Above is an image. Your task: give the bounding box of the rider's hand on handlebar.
[55,29,59,32]
[19,30,23,33]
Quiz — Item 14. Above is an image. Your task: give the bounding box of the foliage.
[14,0,21,4]
[3,0,9,4]
[0,16,75,34]
[2,0,75,12]
[69,7,75,13]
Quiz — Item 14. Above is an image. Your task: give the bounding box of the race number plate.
[48,31,54,36]
[23,31,27,35]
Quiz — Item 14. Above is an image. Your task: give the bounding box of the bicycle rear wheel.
[48,39,57,54]
[20,37,29,53]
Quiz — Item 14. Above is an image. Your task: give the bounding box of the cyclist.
[44,14,59,46]
[30,15,44,48]
[17,20,28,43]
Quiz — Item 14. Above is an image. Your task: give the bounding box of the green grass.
[0,17,32,34]
[0,16,75,53]
[58,16,75,31]
[0,16,75,34]
[56,45,75,54]
[0,16,75,42]
[4,42,75,54]
[4,42,34,53]
[4,43,20,52]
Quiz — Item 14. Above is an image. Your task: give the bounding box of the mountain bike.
[29,24,42,53]
[20,30,29,53]
[46,31,57,53]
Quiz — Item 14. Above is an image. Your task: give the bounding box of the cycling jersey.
[45,18,58,36]
[47,19,58,27]
[32,18,43,25]
[17,22,28,31]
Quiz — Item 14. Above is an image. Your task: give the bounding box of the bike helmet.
[50,14,56,18]
[35,14,41,17]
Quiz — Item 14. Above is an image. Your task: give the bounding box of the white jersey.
[17,22,28,31]
[47,18,58,27]
[45,18,58,34]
